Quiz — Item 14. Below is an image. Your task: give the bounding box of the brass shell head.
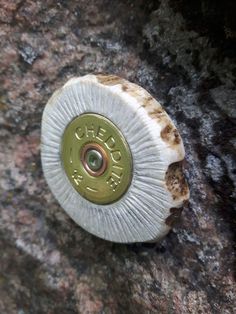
[61,113,133,205]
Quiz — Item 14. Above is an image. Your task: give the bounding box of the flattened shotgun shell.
[41,74,189,243]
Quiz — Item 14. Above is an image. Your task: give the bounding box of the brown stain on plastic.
[161,124,181,146]
[96,74,124,86]
[165,161,189,201]
[165,207,183,227]
[165,200,189,227]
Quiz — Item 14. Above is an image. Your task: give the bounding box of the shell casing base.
[61,113,133,205]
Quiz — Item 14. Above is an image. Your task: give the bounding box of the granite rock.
[0,0,235,313]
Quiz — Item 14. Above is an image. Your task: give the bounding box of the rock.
[0,0,235,313]
[19,45,39,65]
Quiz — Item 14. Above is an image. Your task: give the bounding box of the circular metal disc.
[61,113,133,204]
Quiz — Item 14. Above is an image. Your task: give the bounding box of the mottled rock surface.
[0,0,235,313]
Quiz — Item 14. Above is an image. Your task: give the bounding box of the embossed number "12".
[71,169,83,186]
[69,148,83,186]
